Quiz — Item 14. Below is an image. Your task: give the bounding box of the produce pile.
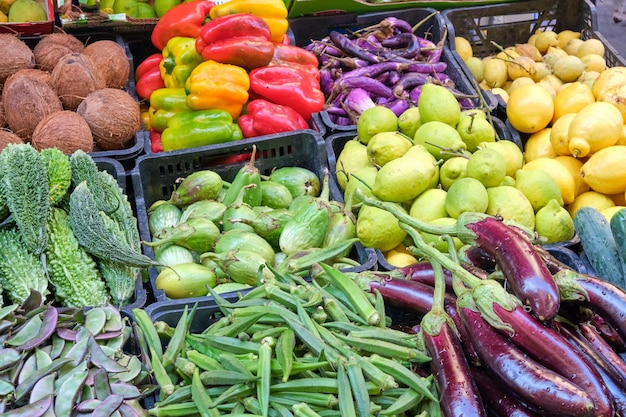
[0,0,47,23]
[0,144,149,308]
[0,294,152,415]
[455,29,626,219]
[0,32,140,154]
[136,0,325,152]
[145,148,362,299]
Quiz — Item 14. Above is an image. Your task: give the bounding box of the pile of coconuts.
[0,32,140,154]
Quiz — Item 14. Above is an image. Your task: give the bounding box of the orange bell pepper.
[208,0,288,43]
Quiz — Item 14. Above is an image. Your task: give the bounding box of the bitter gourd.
[0,144,50,255]
[69,150,119,214]
[69,181,154,268]
[45,208,108,307]
[0,227,49,304]
[41,147,72,206]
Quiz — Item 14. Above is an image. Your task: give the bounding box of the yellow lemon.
[550,113,577,155]
[567,190,615,218]
[552,55,587,83]
[465,56,485,82]
[531,62,552,83]
[507,55,537,80]
[576,38,605,58]
[564,38,584,56]
[581,54,607,73]
[491,88,509,103]
[524,127,558,162]
[580,145,626,194]
[385,246,419,268]
[535,199,575,243]
[600,205,626,222]
[483,58,509,89]
[523,157,577,205]
[568,102,624,158]
[506,83,554,134]
[578,71,601,90]
[552,81,595,123]
[356,205,407,252]
[534,30,559,54]
[554,155,589,197]
[455,36,473,61]
[515,42,543,61]
[557,29,581,50]
[509,76,535,93]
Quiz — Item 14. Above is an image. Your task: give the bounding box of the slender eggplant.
[458,293,595,417]
[144,217,221,254]
[168,170,223,207]
[458,214,560,321]
[471,280,614,417]
[329,31,382,64]
[379,33,421,59]
[221,146,262,208]
[579,321,626,389]
[589,313,626,353]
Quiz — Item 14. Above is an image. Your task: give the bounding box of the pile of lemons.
[336,83,575,268]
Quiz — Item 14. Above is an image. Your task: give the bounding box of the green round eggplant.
[214,230,275,265]
[156,263,217,299]
[260,181,293,209]
[269,167,321,198]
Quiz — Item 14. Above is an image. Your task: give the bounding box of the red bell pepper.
[268,43,320,81]
[149,128,163,153]
[238,99,309,138]
[195,13,275,71]
[248,66,325,122]
[151,0,215,50]
[135,54,166,101]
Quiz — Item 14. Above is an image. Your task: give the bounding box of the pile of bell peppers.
[135,0,324,152]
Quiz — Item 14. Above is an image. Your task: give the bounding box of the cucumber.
[574,206,625,288]
[609,207,626,288]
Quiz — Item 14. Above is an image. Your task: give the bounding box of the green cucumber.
[574,206,625,288]
[609,207,626,288]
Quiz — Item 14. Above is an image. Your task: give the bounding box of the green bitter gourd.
[41,147,72,207]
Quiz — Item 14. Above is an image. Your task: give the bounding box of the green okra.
[335,333,428,362]
[275,328,295,383]
[212,312,265,339]
[345,356,370,417]
[132,308,163,359]
[368,354,436,402]
[150,347,176,401]
[257,337,273,417]
[272,392,338,409]
[251,325,287,343]
[192,368,219,417]
[336,360,356,417]
[379,388,423,416]
[200,370,258,386]
[219,352,255,377]
[190,334,262,355]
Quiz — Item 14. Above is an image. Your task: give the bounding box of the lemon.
[580,145,626,194]
[557,30,581,50]
[491,88,510,104]
[445,177,489,218]
[367,131,413,167]
[456,115,496,152]
[466,148,507,188]
[480,140,525,178]
[566,190,615,218]
[564,38,584,56]
[439,156,468,190]
[524,128,558,162]
[465,56,485,82]
[397,107,421,139]
[409,188,449,222]
[483,58,509,89]
[486,185,536,230]
[515,43,542,61]
[414,121,467,160]
[507,56,537,80]
[522,157,576,205]
[514,168,564,211]
[506,83,555,134]
[531,62,552,83]
[554,155,589,197]
[372,154,437,203]
[509,77,535,93]
[356,204,407,252]
[543,48,568,67]
[343,165,378,208]
[567,102,624,158]
[581,54,607,73]
[335,138,372,191]
[496,47,519,61]
[455,36,473,61]
[534,199,575,243]
[600,205,626,222]
[576,38,605,58]
[534,30,559,54]
[549,113,576,155]
[552,81,595,123]
[418,83,462,126]
[578,71,600,90]
[357,106,398,144]
[420,217,463,254]
[385,247,419,268]
[592,66,626,100]
[552,55,587,83]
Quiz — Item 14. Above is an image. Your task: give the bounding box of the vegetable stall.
[2,0,626,415]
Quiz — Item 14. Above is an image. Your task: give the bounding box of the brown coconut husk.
[77,88,140,150]
[33,33,85,73]
[3,68,52,89]
[31,111,94,154]
[0,102,5,128]
[0,33,36,87]
[0,129,24,152]
[2,77,63,141]
[82,40,130,90]
[50,53,106,111]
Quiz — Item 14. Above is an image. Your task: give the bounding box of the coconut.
[0,102,5,128]
[0,129,24,152]
[50,53,106,111]
[33,33,85,73]
[31,111,94,154]
[81,40,130,90]
[4,68,52,89]
[0,33,36,86]
[2,77,63,140]
[77,88,140,150]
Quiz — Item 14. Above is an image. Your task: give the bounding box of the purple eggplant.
[329,31,381,64]
[458,293,595,417]
[579,322,626,389]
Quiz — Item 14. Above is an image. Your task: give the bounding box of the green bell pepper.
[161,109,244,151]
[149,87,191,132]
[160,36,204,88]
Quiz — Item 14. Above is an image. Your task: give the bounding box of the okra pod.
[368,354,436,401]
[187,349,224,371]
[132,308,163,359]
[335,333,428,362]
[150,347,176,400]
[162,306,191,368]
[257,337,273,417]
[192,368,219,417]
[276,328,295,383]
[272,392,338,409]
[291,402,323,417]
[379,388,423,416]
[345,356,370,417]
[189,334,262,355]
[200,369,259,385]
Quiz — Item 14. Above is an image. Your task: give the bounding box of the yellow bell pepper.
[208,0,288,43]
[185,60,250,120]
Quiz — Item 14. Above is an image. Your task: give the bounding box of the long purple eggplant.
[579,322,626,389]
[457,293,595,417]
[473,281,614,417]
[460,215,560,321]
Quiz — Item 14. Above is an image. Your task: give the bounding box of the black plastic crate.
[443,0,626,121]
[93,157,148,312]
[131,130,377,303]
[288,7,497,135]
[20,32,145,167]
